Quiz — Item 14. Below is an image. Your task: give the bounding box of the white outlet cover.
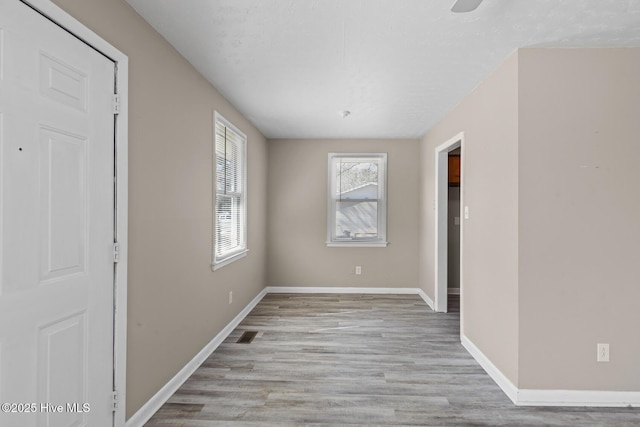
[597,343,610,362]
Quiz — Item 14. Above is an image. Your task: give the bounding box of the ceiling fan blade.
[451,0,483,13]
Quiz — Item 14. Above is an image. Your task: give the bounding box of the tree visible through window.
[213,112,247,269]
[327,153,387,246]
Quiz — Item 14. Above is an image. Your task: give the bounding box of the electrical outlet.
[597,343,609,362]
[464,206,470,219]
[229,291,233,305]
[355,266,362,275]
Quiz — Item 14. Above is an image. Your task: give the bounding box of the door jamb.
[22,1,129,425]
[434,132,463,314]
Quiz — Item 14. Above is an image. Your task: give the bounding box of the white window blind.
[327,153,388,247]
[213,112,247,269]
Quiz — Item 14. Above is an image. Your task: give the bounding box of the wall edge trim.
[266,286,435,310]
[416,288,435,310]
[461,335,640,407]
[125,288,269,427]
[517,389,640,407]
[267,285,419,294]
[461,334,519,404]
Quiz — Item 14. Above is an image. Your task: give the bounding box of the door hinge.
[113,242,120,263]
[113,94,120,115]
[112,390,118,412]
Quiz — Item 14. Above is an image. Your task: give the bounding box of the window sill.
[326,241,388,248]
[212,249,248,271]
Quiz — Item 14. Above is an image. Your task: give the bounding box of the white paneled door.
[0,1,116,426]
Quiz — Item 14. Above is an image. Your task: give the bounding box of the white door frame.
[22,1,129,425]
[434,132,463,314]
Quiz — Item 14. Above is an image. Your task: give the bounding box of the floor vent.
[237,331,258,344]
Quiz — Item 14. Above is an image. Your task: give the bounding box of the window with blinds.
[213,112,247,269]
[327,153,388,247]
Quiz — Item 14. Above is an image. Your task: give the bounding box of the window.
[327,153,388,247]
[213,112,247,269]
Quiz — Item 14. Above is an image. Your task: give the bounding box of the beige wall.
[419,52,520,384]
[518,48,640,390]
[421,47,640,393]
[267,139,420,288]
[51,0,268,418]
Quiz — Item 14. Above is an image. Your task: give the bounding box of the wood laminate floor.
[145,294,638,426]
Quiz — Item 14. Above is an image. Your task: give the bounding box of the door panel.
[39,126,87,283]
[37,312,87,427]
[40,53,88,112]
[0,1,115,426]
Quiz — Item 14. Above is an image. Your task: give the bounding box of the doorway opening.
[435,132,463,315]
[447,148,461,313]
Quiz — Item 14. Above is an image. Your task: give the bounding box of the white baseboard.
[461,334,518,404]
[448,287,460,295]
[266,286,435,310]
[517,389,640,407]
[416,288,435,310]
[125,288,268,427]
[266,286,418,294]
[461,335,640,407]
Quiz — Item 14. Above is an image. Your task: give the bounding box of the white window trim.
[326,153,388,247]
[213,249,249,271]
[212,111,248,270]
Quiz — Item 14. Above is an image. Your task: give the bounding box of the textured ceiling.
[126,0,640,139]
